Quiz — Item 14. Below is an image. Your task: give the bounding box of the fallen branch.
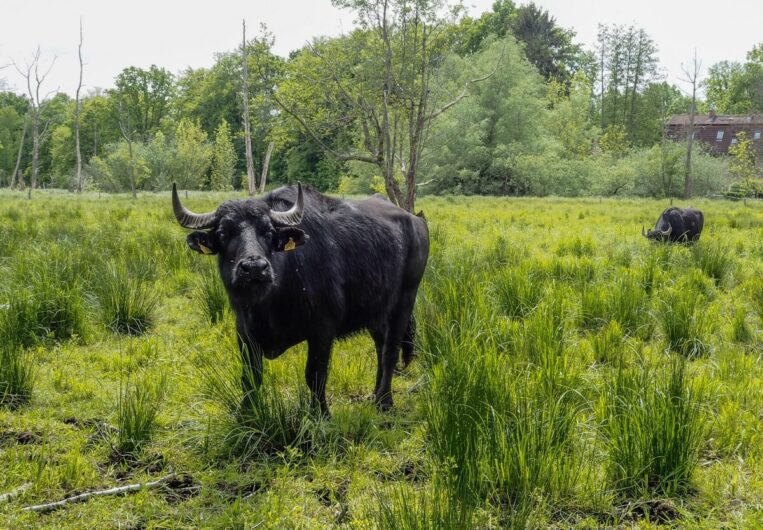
[0,483,31,503]
[22,473,177,514]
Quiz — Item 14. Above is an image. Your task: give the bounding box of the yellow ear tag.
[284,238,297,251]
[199,243,213,255]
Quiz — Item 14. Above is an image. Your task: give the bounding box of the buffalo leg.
[306,336,333,417]
[375,290,417,410]
[370,329,386,398]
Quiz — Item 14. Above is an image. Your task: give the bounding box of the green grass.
[115,371,166,457]
[602,358,706,499]
[0,190,761,528]
[0,345,34,408]
[98,261,159,335]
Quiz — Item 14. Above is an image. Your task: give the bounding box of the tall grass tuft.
[580,283,609,331]
[602,359,705,498]
[493,264,543,319]
[98,262,158,335]
[0,346,35,408]
[200,341,320,459]
[115,372,166,456]
[752,284,763,324]
[376,484,468,530]
[607,272,652,337]
[591,320,624,364]
[730,307,753,343]
[659,289,711,358]
[692,241,735,285]
[195,266,229,324]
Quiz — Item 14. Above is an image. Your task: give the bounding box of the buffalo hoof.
[375,395,393,412]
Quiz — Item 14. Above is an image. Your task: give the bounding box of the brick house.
[666,111,763,160]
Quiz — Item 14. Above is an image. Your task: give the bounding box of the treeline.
[0,0,761,200]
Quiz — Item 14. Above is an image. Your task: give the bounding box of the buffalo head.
[172,183,308,299]
[641,223,672,241]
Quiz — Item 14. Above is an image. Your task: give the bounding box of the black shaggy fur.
[181,185,429,414]
[644,207,704,243]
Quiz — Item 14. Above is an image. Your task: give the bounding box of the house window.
[755,130,761,140]
[716,130,724,141]
[731,138,738,145]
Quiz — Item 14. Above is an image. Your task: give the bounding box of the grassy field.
[1,189,762,529]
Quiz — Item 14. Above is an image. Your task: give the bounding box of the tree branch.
[0,483,31,503]
[22,474,178,514]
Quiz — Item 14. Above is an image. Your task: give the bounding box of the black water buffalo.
[642,207,704,242]
[172,183,429,414]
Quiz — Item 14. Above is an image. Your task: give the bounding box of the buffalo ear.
[275,227,308,252]
[187,231,217,255]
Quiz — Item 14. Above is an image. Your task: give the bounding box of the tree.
[241,20,257,195]
[112,65,174,141]
[508,2,583,84]
[728,131,759,195]
[423,37,547,195]
[172,118,212,190]
[13,47,57,198]
[210,119,237,190]
[595,24,660,144]
[276,0,493,211]
[75,19,84,192]
[706,44,763,114]
[681,50,702,199]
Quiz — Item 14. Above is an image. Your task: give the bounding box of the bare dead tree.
[13,47,57,199]
[259,140,274,193]
[75,19,84,192]
[11,117,28,189]
[241,19,257,196]
[681,49,702,200]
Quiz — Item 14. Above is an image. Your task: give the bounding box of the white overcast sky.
[1,0,761,98]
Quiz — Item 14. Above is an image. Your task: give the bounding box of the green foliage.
[172,118,212,190]
[424,37,548,195]
[728,131,760,196]
[210,119,237,190]
[706,45,763,114]
[111,65,175,141]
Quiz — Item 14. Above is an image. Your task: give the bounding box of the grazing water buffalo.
[642,207,704,242]
[172,183,429,414]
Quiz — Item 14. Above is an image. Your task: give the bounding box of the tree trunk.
[11,118,27,189]
[28,114,39,199]
[126,138,137,199]
[241,19,256,196]
[75,19,84,192]
[259,141,273,193]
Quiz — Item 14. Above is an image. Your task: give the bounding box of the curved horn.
[660,225,672,236]
[270,182,304,226]
[172,183,216,229]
